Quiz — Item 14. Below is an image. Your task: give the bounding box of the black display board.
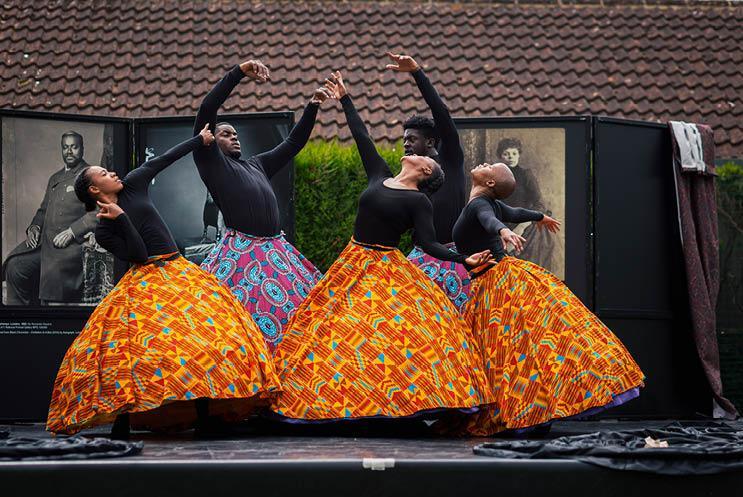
[593,117,711,417]
[0,109,294,421]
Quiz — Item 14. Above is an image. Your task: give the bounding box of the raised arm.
[472,198,509,235]
[94,203,148,263]
[125,134,207,190]
[326,71,392,182]
[255,86,330,178]
[193,60,269,164]
[386,53,464,174]
[495,200,545,224]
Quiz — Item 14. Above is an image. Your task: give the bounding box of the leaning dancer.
[47,126,281,437]
[195,59,329,352]
[451,163,645,435]
[385,53,470,311]
[272,72,496,422]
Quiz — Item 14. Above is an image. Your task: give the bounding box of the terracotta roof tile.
[0,1,741,157]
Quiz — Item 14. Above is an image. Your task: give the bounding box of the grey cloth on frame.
[669,121,706,173]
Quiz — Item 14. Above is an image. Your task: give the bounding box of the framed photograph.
[1,111,130,309]
[134,113,295,265]
[454,117,592,305]
[0,110,130,421]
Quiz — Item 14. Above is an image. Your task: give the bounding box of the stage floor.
[2,419,743,497]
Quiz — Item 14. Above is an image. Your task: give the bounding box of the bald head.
[471,162,516,199]
[490,163,516,198]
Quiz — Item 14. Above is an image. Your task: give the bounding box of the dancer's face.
[86,166,124,197]
[216,124,241,157]
[471,162,515,198]
[471,163,498,186]
[500,147,520,168]
[400,154,436,179]
[403,129,432,156]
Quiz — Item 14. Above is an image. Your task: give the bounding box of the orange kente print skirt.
[272,240,495,422]
[458,257,645,436]
[47,254,281,434]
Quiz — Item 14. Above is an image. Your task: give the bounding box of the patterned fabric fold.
[47,254,281,434]
[407,243,471,312]
[201,230,323,353]
[459,257,645,436]
[273,240,495,421]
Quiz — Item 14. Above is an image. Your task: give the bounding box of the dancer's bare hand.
[310,87,333,105]
[465,250,495,268]
[500,228,526,254]
[96,201,124,220]
[199,123,214,146]
[26,225,41,249]
[324,71,347,99]
[536,215,561,234]
[385,52,420,73]
[239,60,270,82]
[52,228,74,248]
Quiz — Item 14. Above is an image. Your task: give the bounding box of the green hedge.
[293,139,412,272]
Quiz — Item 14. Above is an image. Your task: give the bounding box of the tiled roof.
[1,1,742,157]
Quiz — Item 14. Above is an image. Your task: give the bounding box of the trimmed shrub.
[293,139,412,271]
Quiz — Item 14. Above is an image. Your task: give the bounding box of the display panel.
[2,114,129,308]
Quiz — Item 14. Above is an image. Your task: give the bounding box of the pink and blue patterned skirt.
[201,229,323,353]
[407,243,471,312]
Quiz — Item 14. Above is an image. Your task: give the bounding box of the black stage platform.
[2,420,743,497]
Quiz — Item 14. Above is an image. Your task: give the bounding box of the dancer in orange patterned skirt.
[47,125,280,437]
[451,163,645,435]
[272,72,496,422]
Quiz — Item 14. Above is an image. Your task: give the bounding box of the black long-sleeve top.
[342,95,466,264]
[412,69,466,245]
[452,196,544,262]
[95,136,203,263]
[193,65,319,236]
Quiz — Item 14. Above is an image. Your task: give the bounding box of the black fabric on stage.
[473,422,743,475]
[0,435,142,461]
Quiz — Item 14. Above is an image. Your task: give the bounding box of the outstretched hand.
[324,71,347,99]
[239,59,270,82]
[96,201,124,220]
[310,87,334,105]
[500,228,526,254]
[536,215,561,234]
[199,123,215,146]
[384,52,420,73]
[465,249,495,269]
